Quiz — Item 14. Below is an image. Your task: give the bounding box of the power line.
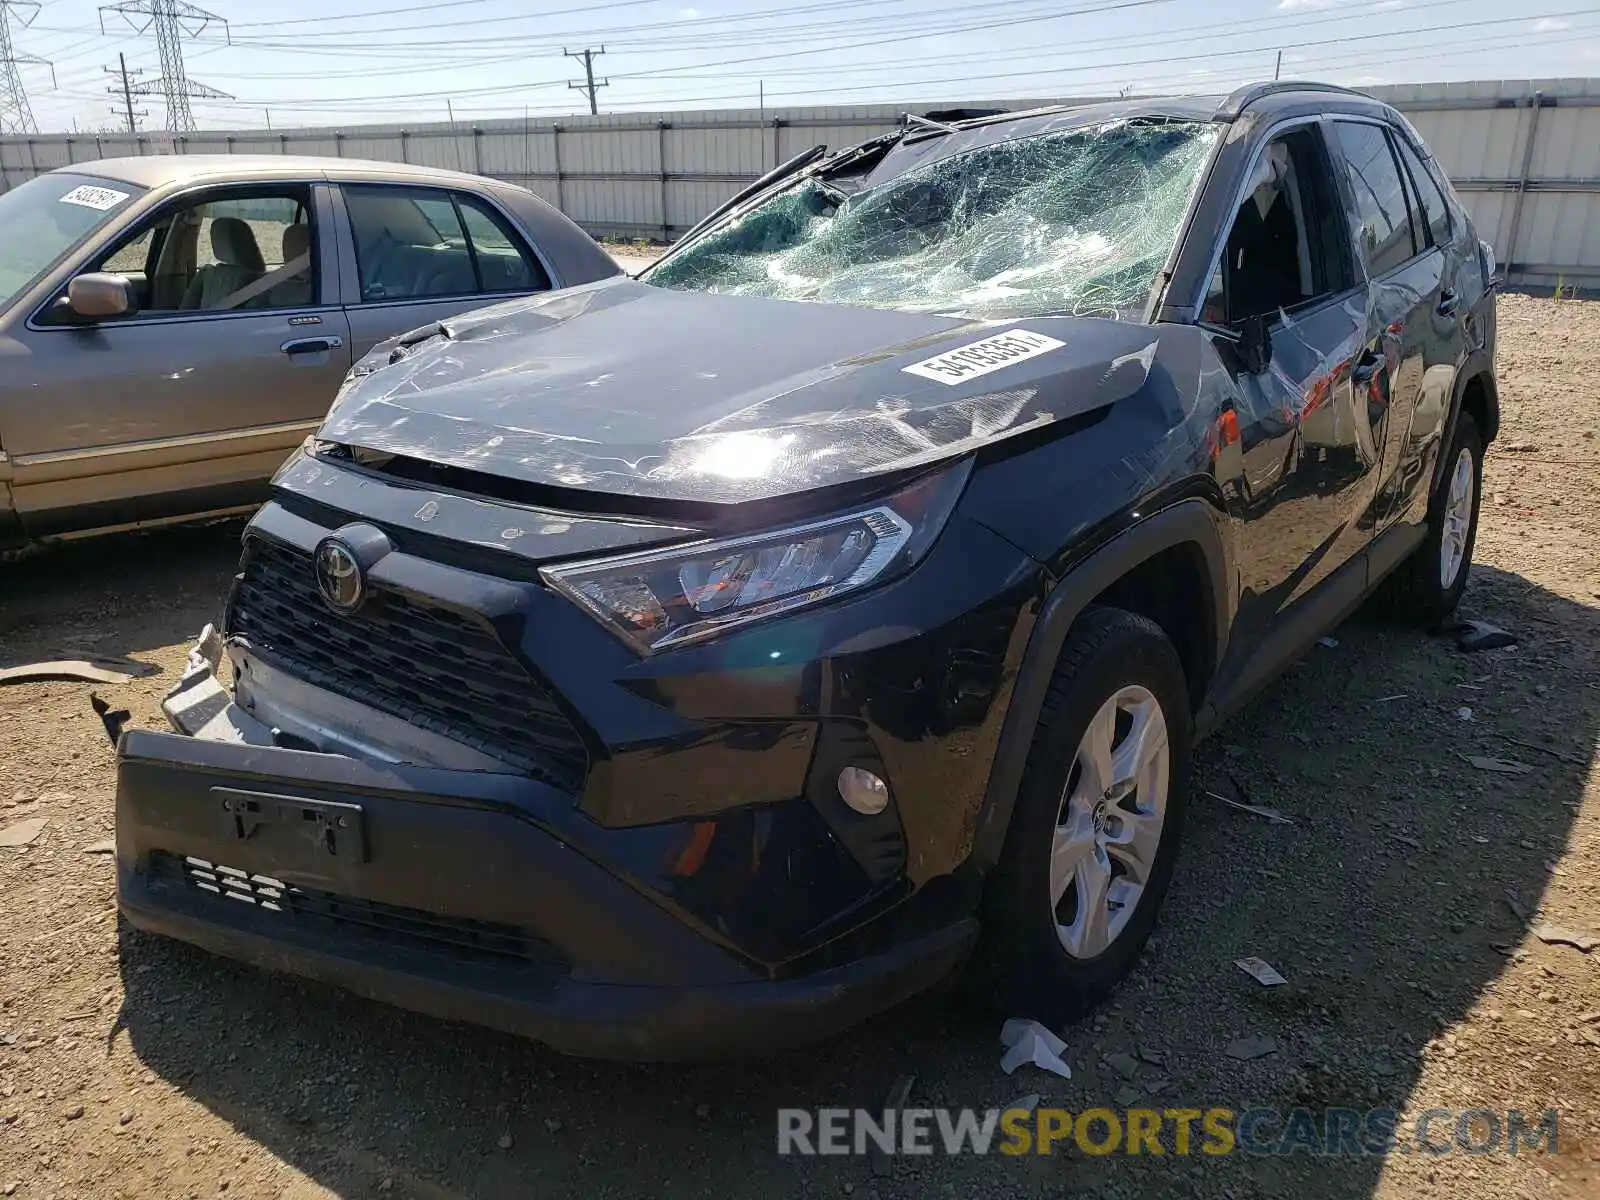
[564,46,606,115]
[105,50,146,132]
[1,0,53,135]
[100,0,230,132]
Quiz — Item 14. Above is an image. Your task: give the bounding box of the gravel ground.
[1,293,1598,1199]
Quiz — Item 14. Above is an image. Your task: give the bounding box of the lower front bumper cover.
[114,723,976,1060]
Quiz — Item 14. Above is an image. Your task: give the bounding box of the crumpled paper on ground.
[999,1019,1072,1079]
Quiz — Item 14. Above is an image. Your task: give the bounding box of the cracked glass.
[646,120,1221,321]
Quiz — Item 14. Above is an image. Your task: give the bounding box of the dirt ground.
[1,292,1598,1200]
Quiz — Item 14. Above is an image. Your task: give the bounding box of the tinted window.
[1333,122,1416,276]
[345,185,547,302]
[458,194,549,292]
[91,187,314,314]
[1205,127,1352,325]
[1392,135,1452,248]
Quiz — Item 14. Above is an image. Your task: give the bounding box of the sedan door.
[331,182,555,360]
[3,181,352,539]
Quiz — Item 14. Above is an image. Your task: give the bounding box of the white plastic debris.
[1455,706,1475,722]
[1000,1019,1072,1079]
[1317,636,1339,649]
[1234,957,1288,987]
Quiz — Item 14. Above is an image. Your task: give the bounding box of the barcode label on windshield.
[59,184,130,211]
[902,329,1065,385]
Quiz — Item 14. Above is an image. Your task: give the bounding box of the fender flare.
[1440,350,1499,468]
[968,498,1231,871]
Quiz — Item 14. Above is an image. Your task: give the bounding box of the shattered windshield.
[645,119,1220,321]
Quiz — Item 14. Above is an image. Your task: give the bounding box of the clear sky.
[9,0,1600,134]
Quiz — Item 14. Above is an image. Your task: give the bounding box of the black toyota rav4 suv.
[115,82,1498,1059]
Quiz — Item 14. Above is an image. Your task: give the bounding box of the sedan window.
[344,185,550,302]
[0,173,144,312]
[644,120,1221,321]
[87,188,317,315]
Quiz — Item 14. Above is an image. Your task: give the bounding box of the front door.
[333,182,554,360]
[1200,122,1384,665]
[4,182,352,538]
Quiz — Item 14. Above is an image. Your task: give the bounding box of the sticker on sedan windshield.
[901,329,1066,385]
[58,184,131,211]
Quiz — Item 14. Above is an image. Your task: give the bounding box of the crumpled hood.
[319,276,1168,505]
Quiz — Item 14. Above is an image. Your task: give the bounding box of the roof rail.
[1215,80,1374,120]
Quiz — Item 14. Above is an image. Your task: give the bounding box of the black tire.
[1384,410,1484,623]
[977,606,1192,1026]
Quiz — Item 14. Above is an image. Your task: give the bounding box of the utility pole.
[1274,50,1283,81]
[0,0,54,137]
[100,0,232,133]
[564,46,606,116]
[105,52,147,134]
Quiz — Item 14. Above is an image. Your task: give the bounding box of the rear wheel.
[978,607,1191,1025]
[1386,410,1484,623]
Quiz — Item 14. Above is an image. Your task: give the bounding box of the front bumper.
[115,725,976,1060]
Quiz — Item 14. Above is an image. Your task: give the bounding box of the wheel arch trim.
[968,498,1231,872]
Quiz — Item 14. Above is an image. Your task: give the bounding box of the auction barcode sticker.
[58,184,131,211]
[901,328,1065,385]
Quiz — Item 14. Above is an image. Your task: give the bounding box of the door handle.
[1436,290,1461,318]
[281,336,344,356]
[1351,350,1384,386]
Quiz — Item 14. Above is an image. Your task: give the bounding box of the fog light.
[838,766,889,815]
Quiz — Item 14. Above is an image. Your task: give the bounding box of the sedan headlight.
[541,463,969,654]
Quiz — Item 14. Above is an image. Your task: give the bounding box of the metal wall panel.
[4,80,1597,280]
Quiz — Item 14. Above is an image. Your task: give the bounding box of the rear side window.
[1332,121,1416,277]
[1392,134,1453,249]
[344,184,549,303]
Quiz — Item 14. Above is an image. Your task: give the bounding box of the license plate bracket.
[214,787,367,863]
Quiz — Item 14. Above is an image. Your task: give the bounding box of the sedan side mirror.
[65,272,138,321]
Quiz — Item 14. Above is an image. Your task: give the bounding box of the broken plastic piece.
[0,658,157,686]
[1224,1034,1278,1061]
[1205,790,1294,825]
[1443,618,1518,652]
[999,1019,1072,1079]
[90,694,130,749]
[1535,924,1598,953]
[1235,957,1288,986]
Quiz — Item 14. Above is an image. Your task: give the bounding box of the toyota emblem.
[314,537,365,612]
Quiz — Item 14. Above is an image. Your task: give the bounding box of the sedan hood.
[319,277,1169,506]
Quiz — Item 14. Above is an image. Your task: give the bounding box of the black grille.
[151,852,567,977]
[228,536,586,790]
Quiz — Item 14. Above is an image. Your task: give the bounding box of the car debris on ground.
[0,658,157,686]
[999,1019,1072,1079]
[1235,957,1288,986]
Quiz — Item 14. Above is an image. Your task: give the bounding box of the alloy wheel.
[1440,445,1475,589]
[1050,684,1171,959]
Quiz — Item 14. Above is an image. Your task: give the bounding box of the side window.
[345,185,549,302]
[1332,121,1417,277]
[91,188,315,315]
[1203,127,1353,326]
[1392,134,1453,249]
[456,193,551,292]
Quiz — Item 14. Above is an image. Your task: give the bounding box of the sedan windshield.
[646,120,1220,321]
[0,173,144,311]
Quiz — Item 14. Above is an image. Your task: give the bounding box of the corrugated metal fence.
[3,80,1598,288]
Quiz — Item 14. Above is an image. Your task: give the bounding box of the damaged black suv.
[114,82,1499,1059]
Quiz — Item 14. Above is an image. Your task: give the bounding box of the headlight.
[541,462,970,654]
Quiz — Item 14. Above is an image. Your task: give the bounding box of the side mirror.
[1234,312,1273,376]
[65,272,138,321]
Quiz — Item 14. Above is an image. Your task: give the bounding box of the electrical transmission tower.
[564,46,607,116]
[1,0,55,136]
[100,0,231,133]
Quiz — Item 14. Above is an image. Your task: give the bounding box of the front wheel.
[978,607,1192,1026]
[1386,410,1484,623]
